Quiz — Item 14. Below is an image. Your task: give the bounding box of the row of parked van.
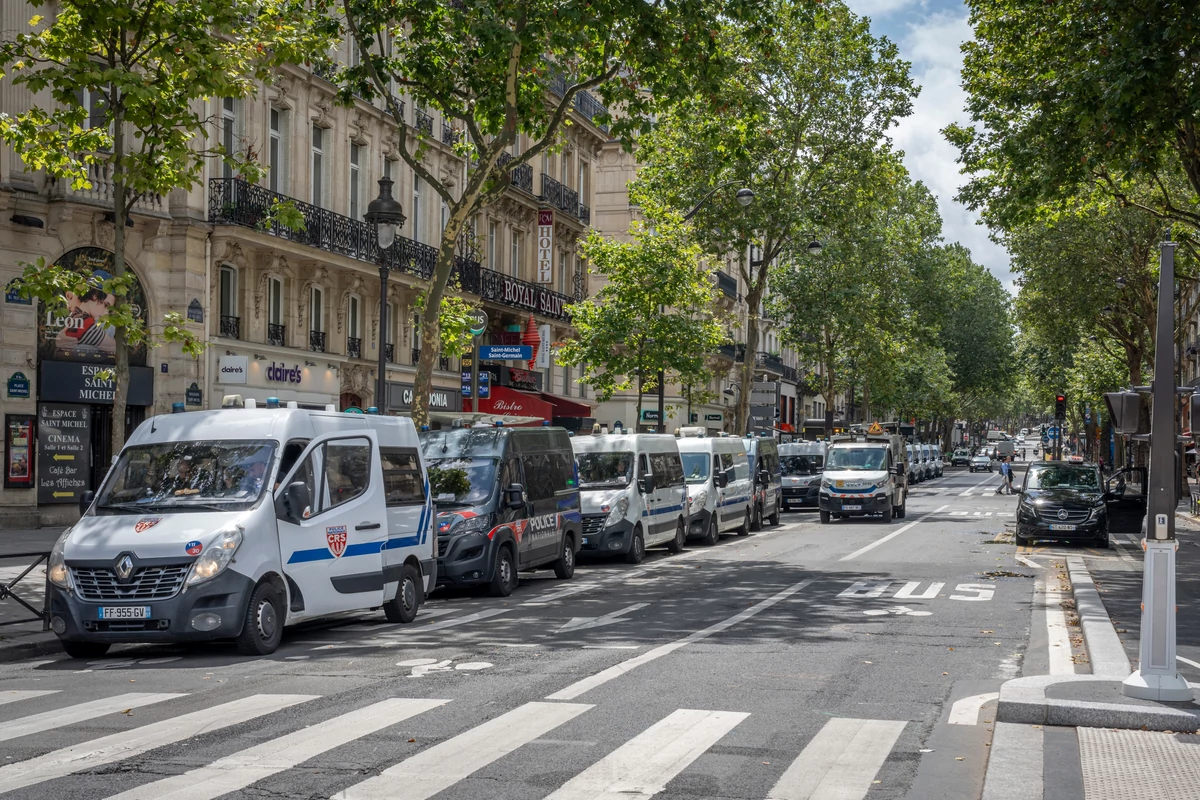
[47,406,789,658]
[904,443,945,484]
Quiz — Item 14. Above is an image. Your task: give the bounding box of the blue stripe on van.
[289,534,426,564]
[641,503,687,517]
[718,495,750,507]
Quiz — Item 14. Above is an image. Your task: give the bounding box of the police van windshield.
[96,440,277,513]
[781,455,823,475]
[576,452,634,488]
[426,457,498,507]
[680,453,710,483]
[825,447,886,471]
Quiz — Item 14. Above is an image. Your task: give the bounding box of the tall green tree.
[556,212,728,425]
[0,0,316,451]
[633,0,916,434]
[330,0,772,426]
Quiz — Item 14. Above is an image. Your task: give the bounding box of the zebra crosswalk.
[0,688,912,800]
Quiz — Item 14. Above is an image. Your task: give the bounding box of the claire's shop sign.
[266,362,303,384]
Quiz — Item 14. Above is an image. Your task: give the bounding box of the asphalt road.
[0,467,1040,800]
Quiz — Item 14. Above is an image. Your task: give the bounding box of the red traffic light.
[1056,395,1066,402]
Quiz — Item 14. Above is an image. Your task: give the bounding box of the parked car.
[951,448,971,467]
[1014,460,1140,548]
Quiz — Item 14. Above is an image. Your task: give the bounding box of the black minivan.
[420,426,582,596]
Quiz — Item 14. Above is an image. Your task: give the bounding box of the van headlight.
[691,489,709,510]
[186,524,243,586]
[48,529,71,588]
[452,515,491,537]
[606,496,630,526]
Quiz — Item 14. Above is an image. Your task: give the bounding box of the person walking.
[996,457,1013,495]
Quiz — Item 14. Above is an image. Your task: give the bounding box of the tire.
[1015,531,1030,546]
[235,581,284,656]
[751,503,763,532]
[768,504,781,526]
[881,503,893,524]
[1094,532,1111,549]
[625,526,646,564]
[60,640,110,659]
[383,563,422,624]
[488,544,517,597]
[553,534,577,579]
[736,509,751,535]
[702,516,720,546]
[667,519,686,554]
[895,499,906,519]
[820,510,831,524]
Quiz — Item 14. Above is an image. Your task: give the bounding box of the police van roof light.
[266,397,280,409]
[222,394,244,409]
[245,398,258,409]
[286,401,299,409]
[542,420,550,426]
[494,420,504,427]
[366,406,379,414]
[421,425,430,431]
[171,402,184,413]
[325,404,337,411]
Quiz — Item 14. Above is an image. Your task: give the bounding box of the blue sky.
[843,0,1011,287]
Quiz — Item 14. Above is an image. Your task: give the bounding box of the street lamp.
[363,176,406,412]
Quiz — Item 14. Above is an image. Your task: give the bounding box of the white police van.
[45,399,435,658]
[572,431,688,562]
[676,428,753,545]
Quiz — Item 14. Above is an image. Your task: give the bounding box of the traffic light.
[1054,394,1066,420]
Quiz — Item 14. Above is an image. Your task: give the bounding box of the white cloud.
[848,0,923,15]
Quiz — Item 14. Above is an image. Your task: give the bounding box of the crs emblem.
[326,525,348,558]
[134,517,163,533]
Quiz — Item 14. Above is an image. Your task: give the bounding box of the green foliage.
[428,466,470,499]
[557,213,728,410]
[413,284,479,359]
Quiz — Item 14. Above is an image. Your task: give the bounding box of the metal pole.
[471,338,480,414]
[377,265,388,412]
[1123,239,1190,700]
[657,368,666,434]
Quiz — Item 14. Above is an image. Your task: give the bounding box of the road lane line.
[335,701,592,800]
[1015,556,1042,570]
[0,692,186,742]
[1178,655,1200,670]
[959,474,999,496]
[546,578,815,701]
[838,506,948,562]
[0,693,316,794]
[545,709,749,800]
[105,698,449,800]
[766,717,907,800]
[1045,589,1075,675]
[0,690,58,707]
[357,608,460,630]
[379,607,509,635]
[948,692,1000,725]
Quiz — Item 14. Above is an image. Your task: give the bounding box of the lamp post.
[363,176,406,413]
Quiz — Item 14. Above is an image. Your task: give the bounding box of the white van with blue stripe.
[46,402,435,659]
[676,429,753,545]
[572,432,688,563]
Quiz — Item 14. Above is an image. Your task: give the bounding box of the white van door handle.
[355,522,381,531]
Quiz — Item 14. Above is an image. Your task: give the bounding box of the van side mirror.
[504,483,526,509]
[78,490,95,516]
[638,474,655,494]
[283,481,312,522]
[757,469,771,485]
[716,471,729,489]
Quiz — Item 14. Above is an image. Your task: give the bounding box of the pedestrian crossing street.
[0,687,911,799]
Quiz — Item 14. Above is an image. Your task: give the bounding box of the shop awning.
[463,384,554,421]
[533,391,593,418]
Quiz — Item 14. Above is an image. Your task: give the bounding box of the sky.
[843,0,1012,288]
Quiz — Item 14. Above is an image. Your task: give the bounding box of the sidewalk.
[0,527,66,662]
[982,512,1200,799]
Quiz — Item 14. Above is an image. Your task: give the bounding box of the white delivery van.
[46,403,435,658]
[572,432,687,563]
[743,435,783,528]
[779,441,825,510]
[819,433,907,523]
[675,429,753,545]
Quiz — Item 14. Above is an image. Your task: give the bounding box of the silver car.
[969,450,993,473]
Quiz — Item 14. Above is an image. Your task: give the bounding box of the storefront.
[385,380,459,417]
[211,351,340,409]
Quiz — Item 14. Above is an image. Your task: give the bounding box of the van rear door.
[275,431,387,617]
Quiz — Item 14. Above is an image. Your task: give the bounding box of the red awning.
[464,384,554,421]
[529,391,593,418]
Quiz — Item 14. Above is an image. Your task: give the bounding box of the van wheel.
[736,510,751,535]
[703,516,720,546]
[768,506,781,526]
[553,535,576,579]
[383,564,422,624]
[895,499,906,519]
[750,504,763,532]
[667,519,686,553]
[820,510,831,524]
[236,582,284,656]
[488,545,517,597]
[881,504,893,524]
[60,641,110,659]
[625,526,645,564]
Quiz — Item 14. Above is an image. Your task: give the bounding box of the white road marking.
[1015,556,1042,570]
[0,690,58,707]
[1110,536,1138,565]
[524,583,602,606]
[334,701,593,800]
[949,583,995,602]
[838,506,948,562]
[582,645,641,650]
[546,579,815,701]
[0,693,316,794]
[357,608,460,630]
[545,709,749,800]
[837,580,892,599]
[1045,589,1075,675]
[0,692,185,742]
[893,581,944,600]
[382,607,509,635]
[959,474,999,496]
[556,603,650,634]
[1178,655,1200,670]
[948,692,1000,725]
[766,717,908,800]
[103,698,448,800]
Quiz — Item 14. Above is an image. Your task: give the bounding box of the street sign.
[479,344,532,360]
[467,309,488,337]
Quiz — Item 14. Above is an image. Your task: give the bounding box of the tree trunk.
[862,381,871,424]
[822,369,836,438]
[735,282,764,437]
[110,108,128,463]
[411,215,466,427]
[635,371,644,431]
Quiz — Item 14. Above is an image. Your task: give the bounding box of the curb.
[1065,556,1131,678]
[0,632,61,663]
[997,674,1200,732]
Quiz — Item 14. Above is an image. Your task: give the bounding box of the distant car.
[951,449,970,467]
[969,452,993,473]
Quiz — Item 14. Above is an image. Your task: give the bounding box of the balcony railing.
[755,351,785,374]
[546,70,611,132]
[219,315,240,340]
[716,343,738,360]
[414,107,433,135]
[475,266,572,323]
[384,343,394,363]
[495,152,534,194]
[781,364,799,383]
[411,347,421,365]
[387,95,406,122]
[309,330,326,352]
[578,204,591,225]
[347,336,362,359]
[441,122,459,145]
[51,163,165,217]
[267,323,286,347]
[439,356,451,371]
[541,174,584,221]
[715,271,738,299]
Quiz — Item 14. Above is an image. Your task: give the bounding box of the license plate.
[98,606,151,620]
[1049,524,1076,531]
[581,537,589,545]
[842,504,862,511]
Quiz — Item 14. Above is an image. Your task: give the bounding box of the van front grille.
[71,563,190,601]
[581,515,606,539]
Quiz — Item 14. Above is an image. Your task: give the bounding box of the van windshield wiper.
[100,501,232,513]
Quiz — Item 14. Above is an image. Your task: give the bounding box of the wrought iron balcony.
[781,364,799,383]
[347,336,362,359]
[496,152,533,193]
[267,323,286,347]
[411,347,421,365]
[414,107,433,135]
[475,266,572,322]
[715,271,738,300]
[578,204,591,225]
[384,343,394,363]
[309,330,326,352]
[219,315,240,340]
[439,356,451,371]
[541,174,584,221]
[386,95,406,122]
[441,122,459,145]
[546,70,611,132]
[716,343,737,360]
[755,352,785,374]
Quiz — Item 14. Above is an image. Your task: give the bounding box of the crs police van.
[420,425,582,596]
[675,429,753,545]
[571,431,688,563]
[743,435,782,529]
[46,402,435,658]
[818,433,908,524]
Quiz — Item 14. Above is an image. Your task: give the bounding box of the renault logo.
[1057,509,1070,520]
[114,555,134,582]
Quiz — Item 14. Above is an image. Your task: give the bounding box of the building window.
[488,221,498,269]
[383,157,392,179]
[441,199,449,235]
[559,251,568,293]
[412,175,423,243]
[561,151,570,187]
[268,277,283,326]
[349,143,361,219]
[268,108,283,192]
[348,295,360,339]
[578,161,588,202]
[511,230,522,278]
[221,98,237,180]
[310,286,324,332]
[219,266,237,318]
[311,125,325,207]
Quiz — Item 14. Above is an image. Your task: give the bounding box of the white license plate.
[98,606,151,620]
[842,504,862,511]
[581,537,589,545]
[1049,524,1076,531]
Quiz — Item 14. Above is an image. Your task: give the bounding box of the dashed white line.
[838,506,948,562]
